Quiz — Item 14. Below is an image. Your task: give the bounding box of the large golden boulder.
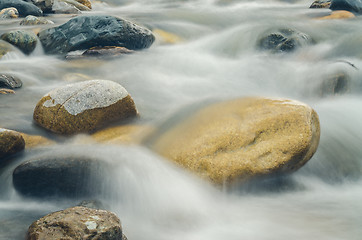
[33,80,138,134]
[145,97,320,184]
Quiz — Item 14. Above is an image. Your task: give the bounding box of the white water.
[1,0,362,239]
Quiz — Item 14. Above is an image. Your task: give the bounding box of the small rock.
[317,10,355,19]
[75,0,91,9]
[0,88,15,94]
[0,74,22,89]
[310,0,331,8]
[0,128,25,159]
[0,7,19,19]
[26,206,126,240]
[144,97,320,185]
[82,46,134,57]
[58,0,90,11]
[24,0,54,13]
[38,15,155,55]
[330,0,362,14]
[13,154,110,198]
[33,80,138,134]
[0,0,42,17]
[20,15,54,25]
[257,28,314,53]
[1,30,37,55]
[52,0,81,13]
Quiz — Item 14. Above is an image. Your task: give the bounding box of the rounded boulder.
[145,97,320,185]
[26,206,126,240]
[33,80,138,134]
[0,128,25,159]
[1,30,37,55]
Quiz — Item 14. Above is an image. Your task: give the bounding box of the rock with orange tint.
[145,97,320,185]
[317,10,355,19]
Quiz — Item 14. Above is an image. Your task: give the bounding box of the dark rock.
[26,206,125,240]
[0,128,25,160]
[51,0,81,14]
[257,28,314,53]
[0,0,42,17]
[1,30,37,55]
[0,74,22,89]
[310,0,331,8]
[19,15,54,25]
[33,80,138,134]
[0,7,19,18]
[38,15,155,55]
[23,0,54,13]
[330,0,362,14]
[13,154,110,198]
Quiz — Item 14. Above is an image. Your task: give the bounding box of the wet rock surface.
[330,0,362,14]
[0,0,43,17]
[0,74,22,89]
[33,80,138,134]
[310,0,331,8]
[1,30,37,55]
[19,15,54,25]
[24,0,54,13]
[145,97,320,185]
[26,206,125,240]
[38,15,155,55]
[13,154,110,198]
[257,28,314,53]
[0,128,25,160]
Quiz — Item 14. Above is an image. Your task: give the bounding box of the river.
[1,0,362,239]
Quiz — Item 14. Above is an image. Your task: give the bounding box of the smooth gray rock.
[330,0,362,14]
[38,15,155,54]
[0,74,22,89]
[0,0,42,17]
[13,154,110,198]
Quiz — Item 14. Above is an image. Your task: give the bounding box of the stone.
[20,15,54,25]
[0,128,25,159]
[91,124,153,145]
[330,0,362,14]
[310,0,331,8]
[13,154,110,198]
[24,0,54,13]
[58,0,90,11]
[320,71,350,96]
[20,133,55,149]
[26,206,125,240]
[317,10,355,19]
[38,15,155,55]
[0,88,15,94]
[0,74,22,89]
[75,0,91,9]
[33,80,138,134]
[0,0,42,17]
[144,97,320,185]
[0,7,19,18]
[1,30,37,55]
[51,0,81,13]
[0,40,16,58]
[82,46,134,57]
[257,28,314,53]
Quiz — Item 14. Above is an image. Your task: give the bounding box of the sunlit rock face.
[26,206,126,240]
[33,80,138,135]
[145,97,320,185]
[38,15,155,55]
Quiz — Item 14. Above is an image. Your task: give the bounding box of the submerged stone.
[0,128,25,160]
[145,97,320,185]
[38,15,155,54]
[330,0,362,14]
[26,206,126,240]
[33,80,138,134]
[1,30,37,55]
[0,7,19,19]
[257,28,314,53]
[317,10,355,19]
[0,0,42,17]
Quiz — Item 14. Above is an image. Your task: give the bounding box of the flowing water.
[1,0,362,239]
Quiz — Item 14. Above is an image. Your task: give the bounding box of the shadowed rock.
[0,0,42,17]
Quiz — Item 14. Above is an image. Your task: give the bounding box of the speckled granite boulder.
[257,28,314,53]
[0,0,42,17]
[20,15,54,25]
[1,30,37,55]
[330,0,362,14]
[0,128,25,159]
[38,15,155,55]
[13,154,109,198]
[145,97,320,185]
[33,80,138,134]
[26,206,127,240]
[0,7,19,19]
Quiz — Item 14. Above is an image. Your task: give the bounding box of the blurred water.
[1,0,362,239]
